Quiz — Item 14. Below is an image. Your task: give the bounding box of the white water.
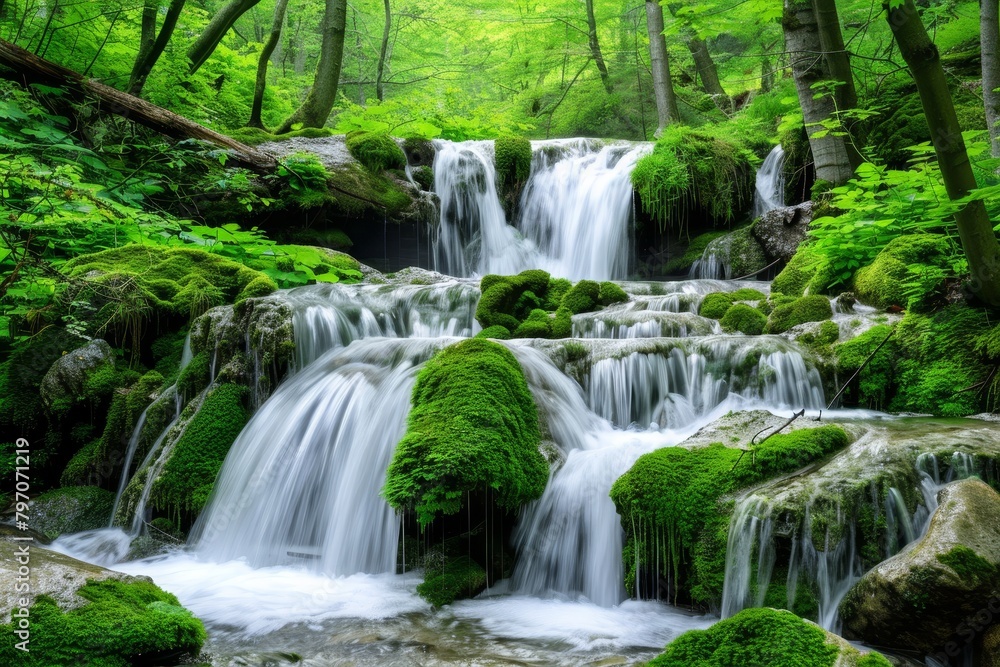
[431,139,649,280]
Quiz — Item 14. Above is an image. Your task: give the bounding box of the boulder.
[983,624,1000,667]
[840,478,1000,656]
[752,201,813,263]
[39,338,115,409]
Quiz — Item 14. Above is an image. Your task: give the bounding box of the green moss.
[765,295,833,334]
[611,427,849,607]
[152,384,248,516]
[699,292,736,319]
[772,249,814,297]
[730,288,767,302]
[235,275,278,304]
[728,226,769,278]
[494,136,532,191]
[853,234,951,309]
[720,304,767,335]
[475,325,512,340]
[937,545,996,582]
[544,278,572,310]
[834,324,896,410]
[60,440,101,487]
[552,306,573,338]
[29,486,115,540]
[476,272,605,338]
[663,231,727,275]
[346,131,406,172]
[416,556,488,608]
[513,309,552,338]
[0,579,206,667]
[598,281,628,306]
[649,608,840,667]
[383,338,546,527]
[177,351,211,397]
[228,126,336,145]
[561,280,600,314]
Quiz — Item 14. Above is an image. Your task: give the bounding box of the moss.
[765,295,833,334]
[29,486,115,540]
[513,309,552,338]
[0,327,83,430]
[552,306,573,338]
[383,338,546,528]
[476,272,605,338]
[235,275,278,304]
[937,545,996,583]
[649,608,843,667]
[0,579,206,667]
[720,304,767,335]
[560,280,599,314]
[853,234,951,309]
[730,288,767,302]
[346,131,406,172]
[834,324,896,410]
[60,440,101,487]
[699,292,736,319]
[663,231,727,275]
[228,125,335,145]
[475,325,512,340]
[544,278,572,310]
[494,136,532,190]
[176,351,211,397]
[728,226,769,278]
[152,383,249,516]
[772,249,814,297]
[598,281,628,306]
[416,556,488,608]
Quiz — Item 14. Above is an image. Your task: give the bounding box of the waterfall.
[431,139,649,280]
[689,235,733,280]
[752,145,785,219]
[720,497,775,618]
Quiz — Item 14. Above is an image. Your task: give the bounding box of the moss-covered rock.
[494,136,532,189]
[727,226,769,278]
[853,234,951,310]
[650,608,890,667]
[39,339,116,413]
[598,281,629,306]
[416,556,488,608]
[662,231,728,275]
[29,487,115,540]
[841,479,1000,656]
[720,304,767,335]
[765,295,833,334]
[699,289,767,321]
[771,248,814,297]
[383,338,546,528]
[475,325,512,340]
[346,131,407,172]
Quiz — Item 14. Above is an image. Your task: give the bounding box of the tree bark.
[187,0,262,74]
[585,0,613,93]
[687,36,730,111]
[783,0,853,186]
[375,0,391,101]
[275,0,347,133]
[887,0,1000,306]
[0,38,276,169]
[136,0,157,66]
[128,0,186,96]
[982,0,1000,157]
[812,0,862,169]
[248,0,290,128]
[645,0,680,134]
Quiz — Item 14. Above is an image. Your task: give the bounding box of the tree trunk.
[888,0,1000,306]
[645,0,680,134]
[812,0,862,169]
[136,0,157,65]
[585,0,613,93]
[687,37,731,112]
[187,0,262,74]
[0,38,275,168]
[248,0,290,128]
[375,0,391,101]
[128,0,185,97]
[783,0,853,186]
[275,0,347,133]
[982,0,1000,157]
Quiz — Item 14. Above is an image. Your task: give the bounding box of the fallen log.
[0,38,276,170]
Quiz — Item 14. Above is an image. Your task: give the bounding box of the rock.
[29,486,115,540]
[39,338,115,409]
[401,137,436,168]
[752,201,813,263]
[840,478,1000,655]
[983,624,1000,667]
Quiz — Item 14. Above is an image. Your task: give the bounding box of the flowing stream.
[46,139,970,665]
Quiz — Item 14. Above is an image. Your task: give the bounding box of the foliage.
[345,131,407,172]
[0,579,206,667]
[382,338,546,528]
[610,426,849,607]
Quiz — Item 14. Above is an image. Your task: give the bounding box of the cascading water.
[431,139,649,280]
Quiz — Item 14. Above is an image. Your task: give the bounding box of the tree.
[887,0,1000,306]
[665,4,730,111]
[128,0,186,96]
[813,0,862,169]
[248,0,291,128]
[982,0,1000,157]
[646,0,680,134]
[585,0,613,93]
[275,0,347,132]
[376,0,391,101]
[783,0,853,186]
[187,0,262,74]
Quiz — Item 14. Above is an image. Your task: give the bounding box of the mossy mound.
[476,270,628,339]
[727,226,769,278]
[663,231,727,275]
[853,234,951,310]
[382,338,546,528]
[698,289,767,320]
[650,607,890,667]
[494,136,532,191]
[475,325,512,340]
[416,556,488,608]
[29,487,115,540]
[346,131,407,172]
[152,383,249,516]
[771,248,814,297]
[228,125,336,145]
[765,295,832,334]
[720,304,767,335]
[611,426,850,606]
[0,579,206,667]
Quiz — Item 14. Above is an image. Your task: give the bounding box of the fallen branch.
[825,327,896,410]
[731,408,806,470]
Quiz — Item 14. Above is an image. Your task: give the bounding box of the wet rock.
[29,486,114,540]
[39,338,115,409]
[752,201,813,262]
[402,137,436,169]
[983,624,1000,667]
[840,478,1000,655]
